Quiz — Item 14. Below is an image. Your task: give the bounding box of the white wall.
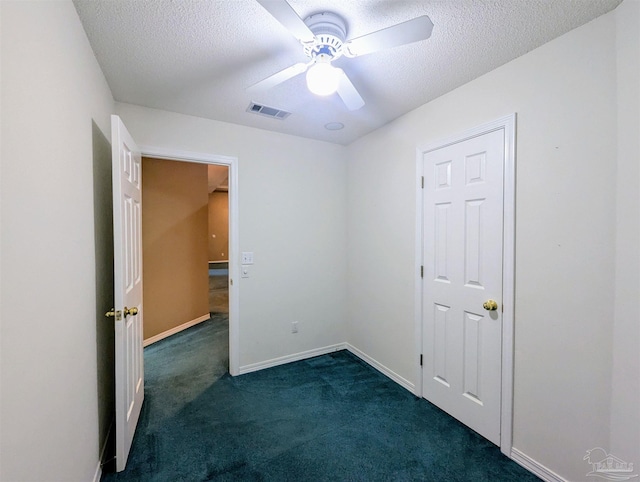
[114,103,348,369]
[0,2,114,481]
[347,7,629,481]
[611,0,640,464]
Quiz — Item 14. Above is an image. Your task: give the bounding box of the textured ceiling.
[74,0,622,145]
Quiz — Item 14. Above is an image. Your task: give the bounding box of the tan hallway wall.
[208,191,229,261]
[142,157,209,340]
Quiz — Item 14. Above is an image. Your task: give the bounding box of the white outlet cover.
[241,252,254,264]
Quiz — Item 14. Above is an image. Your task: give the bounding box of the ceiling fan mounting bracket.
[302,12,347,61]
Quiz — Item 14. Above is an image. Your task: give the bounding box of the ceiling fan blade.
[247,62,309,93]
[343,16,434,58]
[256,0,315,43]
[336,69,365,111]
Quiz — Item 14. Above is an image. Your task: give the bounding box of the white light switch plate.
[241,265,250,278]
[241,252,254,264]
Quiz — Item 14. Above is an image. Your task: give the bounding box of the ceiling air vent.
[247,102,291,120]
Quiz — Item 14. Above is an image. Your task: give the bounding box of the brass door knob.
[483,299,498,311]
[124,306,139,317]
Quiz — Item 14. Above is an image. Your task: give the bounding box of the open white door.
[111,115,144,471]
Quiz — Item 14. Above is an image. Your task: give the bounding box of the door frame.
[140,144,240,376]
[414,114,516,456]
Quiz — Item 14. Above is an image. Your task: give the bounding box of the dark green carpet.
[103,316,538,481]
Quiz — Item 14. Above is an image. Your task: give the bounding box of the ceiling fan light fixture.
[306,62,339,96]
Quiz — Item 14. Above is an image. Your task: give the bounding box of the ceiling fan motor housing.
[303,12,347,61]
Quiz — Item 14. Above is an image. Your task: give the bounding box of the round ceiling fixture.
[306,61,340,96]
[303,13,346,96]
[324,122,344,131]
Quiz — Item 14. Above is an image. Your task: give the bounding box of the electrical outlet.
[241,252,254,264]
[291,321,298,334]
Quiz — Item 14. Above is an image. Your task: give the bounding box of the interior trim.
[143,313,211,347]
[511,448,567,482]
[238,344,347,375]
[346,343,415,393]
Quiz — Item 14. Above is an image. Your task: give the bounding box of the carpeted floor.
[103,317,539,481]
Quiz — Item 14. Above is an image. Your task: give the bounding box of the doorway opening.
[207,164,230,320]
[140,158,231,381]
[140,146,239,376]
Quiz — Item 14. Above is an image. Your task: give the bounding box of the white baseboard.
[143,313,211,347]
[511,447,567,482]
[238,343,347,375]
[238,343,416,395]
[346,343,415,393]
[93,420,113,482]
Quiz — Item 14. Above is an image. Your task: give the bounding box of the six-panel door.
[112,115,144,471]
[422,129,504,445]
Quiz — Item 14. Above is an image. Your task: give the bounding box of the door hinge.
[420,354,423,366]
[420,265,424,278]
[421,176,424,188]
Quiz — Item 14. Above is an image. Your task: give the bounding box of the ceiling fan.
[247,0,434,111]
